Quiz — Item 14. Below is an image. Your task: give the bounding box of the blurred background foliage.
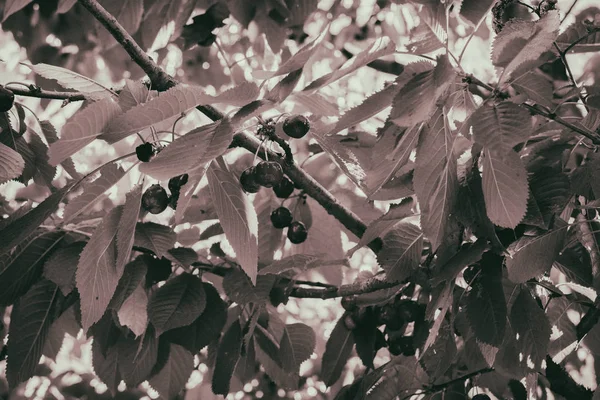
[1,0,600,399]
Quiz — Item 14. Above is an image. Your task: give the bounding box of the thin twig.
[427,368,495,392]
[561,0,579,23]
[8,86,87,101]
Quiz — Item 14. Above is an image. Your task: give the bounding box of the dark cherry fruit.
[168,173,189,194]
[341,296,357,311]
[142,184,169,214]
[0,85,15,112]
[270,207,293,229]
[283,115,310,139]
[287,221,308,244]
[254,161,284,188]
[145,255,172,286]
[240,167,261,193]
[343,314,357,330]
[136,142,155,162]
[471,395,491,400]
[272,176,295,198]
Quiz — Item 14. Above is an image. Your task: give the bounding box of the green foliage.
[1,0,600,399]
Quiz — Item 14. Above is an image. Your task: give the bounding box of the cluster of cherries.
[239,114,311,244]
[139,173,189,215]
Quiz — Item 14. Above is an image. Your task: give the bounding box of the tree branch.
[426,368,495,392]
[8,86,88,101]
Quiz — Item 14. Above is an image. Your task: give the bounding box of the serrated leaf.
[6,279,63,387]
[28,132,57,188]
[48,97,122,165]
[291,92,339,116]
[347,197,414,257]
[546,296,581,358]
[207,158,258,284]
[212,320,243,396]
[471,102,532,152]
[406,4,446,54]
[102,85,213,143]
[223,269,277,305]
[147,273,206,335]
[510,289,551,370]
[0,231,65,306]
[140,119,233,181]
[115,185,142,277]
[149,343,193,399]
[2,0,33,21]
[266,69,303,102]
[199,222,224,240]
[420,320,456,379]
[166,247,198,268]
[482,149,529,228]
[22,62,114,99]
[512,72,554,108]
[367,358,427,399]
[174,168,207,225]
[390,54,455,127]
[10,136,36,184]
[140,0,196,51]
[117,326,158,386]
[43,241,86,296]
[42,305,80,360]
[213,81,260,106]
[279,323,315,373]
[255,335,299,389]
[39,120,80,180]
[466,273,506,346]
[459,0,495,26]
[491,11,560,83]
[109,256,148,310]
[163,283,227,353]
[377,222,423,282]
[76,206,123,331]
[117,283,148,337]
[96,0,144,49]
[304,37,396,91]
[414,108,458,251]
[118,79,150,112]
[321,314,355,387]
[0,142,25,184]
[133,222,176,257]
[0,184,71,256]
[506,220,567,283]
[556,20,600,53]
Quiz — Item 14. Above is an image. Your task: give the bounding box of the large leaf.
[101,84,213,143]
[28,132,57,187]
[2,0,33,21]
[117,326,158,386]
[6,279,64,387]
[414,108,458,251]
[466,268,507,346]
[0,142,25,184]
[118,79,150,112]
[115,185,142,277]
[147,273,206,335]
[133,222,176,257]
[21,62,114,99]
[491,11,560,83]
[92,339,121,395]
[39,120,80,179]
[0,231,65,306]
[0,184,71,256]
[459,0,495,26]
[347,198,414,256]
[163,282,227,353]
[482,149,529,229]
[117,284,148,337]
[546,296,581,358]
[108,256,148,310]
[212,320,243,396]
[377,222,423,282]
[389,54,455,127]
[304,37,396,91]
[406,3,446,54]
[43,241,86,296]
[96,0,144,49]
[471,101,532,153]
[148,343,194,399]
[321,313,355,387]
[207,158,258,284]
[506,219,567,283]
[48,97,123,165]
[140,0,196,51]
[510,289,551,370]
[279,323,316,373]
[76,206,123,331]
[556,19,600,53]
[366,358,427,399]
[512,72,554,108]
[140,119,233,180]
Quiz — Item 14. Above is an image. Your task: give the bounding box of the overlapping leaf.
[377,222,423,282]
[149,344,194,399]
[506,219,567,283]
[76,206,123,331]
[556,19,600,53]
[279,323,316,373]
[108,256,148,310]
[3,0,33,21]
[321,314,355,387]
[63,163,126,223]
[147,273,206,335]
[117,283,148,337]
[389,54,455,127]
[133,222,176,257]
[21,62,115,99]
[512,72,554,108]
[48,97,122,165]
[0,231,65,306]
[117,326,158,386]
[466,273,506,346]
[491,11,560,83]
[414,108,458,251]
[482,149,529,229]
[115,185,142,277]
[207,158,258,284]
[96,0,144,49]
[118,79,150,112]
[471,102,532,152]
[212,320,243,395]
[140,119,233,181]
[406,3,446,54]
[6,279,63,387]
[43,241,85,296]
[459,0,496,26]
[0,142,25,184]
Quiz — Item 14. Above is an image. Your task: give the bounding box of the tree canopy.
[1,0,600,399]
